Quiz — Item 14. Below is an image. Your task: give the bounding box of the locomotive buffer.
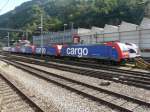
[135,58,150,70]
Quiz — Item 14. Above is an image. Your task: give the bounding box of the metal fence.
[33,29,77,46]
[79,28,150,57]
[80,29,150,49]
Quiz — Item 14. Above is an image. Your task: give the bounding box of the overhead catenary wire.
[0,0,10,13]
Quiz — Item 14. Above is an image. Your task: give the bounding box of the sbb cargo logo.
[67,47,88,57]
[36,48,46,54]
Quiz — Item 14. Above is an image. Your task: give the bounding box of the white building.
[119,21,139,45]
[91,26,104,34]
[103,24,119,42]
[140,18,150,29]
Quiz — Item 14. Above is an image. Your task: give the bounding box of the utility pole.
[7,32,10,47]
[40,14,43,56]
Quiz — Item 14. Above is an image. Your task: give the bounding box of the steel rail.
[4,55,150,90]
[2,59,150,112]
[0,72,44,112]
[1,59,133,112]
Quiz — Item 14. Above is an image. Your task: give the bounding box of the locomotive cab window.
[122,46,128,52]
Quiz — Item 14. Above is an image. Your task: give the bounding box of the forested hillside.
[0,0,146,39]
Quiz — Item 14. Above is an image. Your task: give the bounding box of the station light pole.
[26,31,28,40]
[70,22,74,43]
[22,32,25,40]
[70,22,74,32]
[63,24,67,45]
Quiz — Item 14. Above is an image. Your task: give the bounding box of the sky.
[0,0,31,15]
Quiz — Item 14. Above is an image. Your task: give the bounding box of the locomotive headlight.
[123,52,129,58]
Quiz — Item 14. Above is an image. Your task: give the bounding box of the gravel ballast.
[0,61,117,112]
[17,61,150,103]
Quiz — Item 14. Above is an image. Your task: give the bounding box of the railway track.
[3,54,150,90]
[47,57,150,75]
[143,58,150,63]
[5,53,150,75]
[0,72,44,112]
[2,58,150,112]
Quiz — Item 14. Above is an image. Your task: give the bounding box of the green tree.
[0,0,145,41]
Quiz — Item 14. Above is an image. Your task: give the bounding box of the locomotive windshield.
[118,43,128,52]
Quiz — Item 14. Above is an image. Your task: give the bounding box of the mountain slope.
[0,0,145,39]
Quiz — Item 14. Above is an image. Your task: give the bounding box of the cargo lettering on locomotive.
[67,47,88,57]
[36,48,46,54]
